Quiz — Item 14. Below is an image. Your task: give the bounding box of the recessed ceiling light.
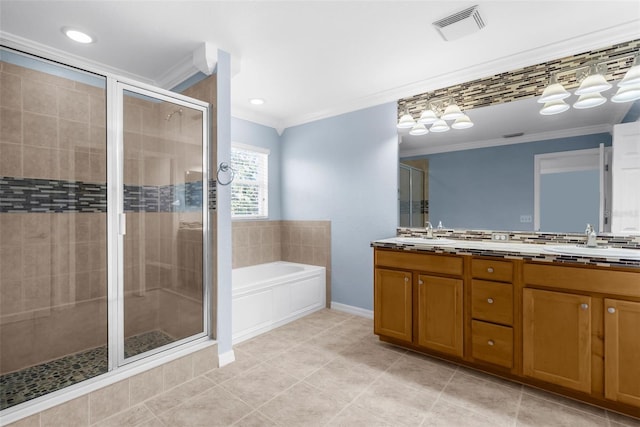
[249,98,265,105]
[62,27,94,44]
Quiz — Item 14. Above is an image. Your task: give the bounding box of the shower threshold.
[0,330,174,410]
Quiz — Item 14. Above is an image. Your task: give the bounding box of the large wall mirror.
[398,40,640,235]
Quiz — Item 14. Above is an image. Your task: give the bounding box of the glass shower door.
[118,85,209,363]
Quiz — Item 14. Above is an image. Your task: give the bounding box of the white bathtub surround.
[232,262,326,344]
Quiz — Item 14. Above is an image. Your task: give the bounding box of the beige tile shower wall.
[0,61,110,374]
[231,220,332,307]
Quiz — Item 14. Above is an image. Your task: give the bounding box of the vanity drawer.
[375,249,463,276]
[471,320,513,369]
[471,280,513,326]
[472,259,513,282]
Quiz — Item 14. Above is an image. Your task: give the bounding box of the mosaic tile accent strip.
[1,177,206,214]
[208,178,217,211]
[398,39,640,119]
[0,176,106,213]
[0,330,175,410]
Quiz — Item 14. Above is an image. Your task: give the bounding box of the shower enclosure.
[0,48,211,410]
[399,163,427,228]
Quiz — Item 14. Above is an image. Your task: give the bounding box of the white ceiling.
[1,1,639,133]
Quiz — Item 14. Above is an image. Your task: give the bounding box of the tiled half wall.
[232,220,332,306]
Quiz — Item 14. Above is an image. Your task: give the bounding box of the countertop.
[371,236,640,269]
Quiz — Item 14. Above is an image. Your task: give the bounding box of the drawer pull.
[487,340,495,346]
[607,307,616,314]
[487,267,494,273]
[487,298,494,304]
[580,303,589,310]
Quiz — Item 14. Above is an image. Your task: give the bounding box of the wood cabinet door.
[523,288,591,393]
[605,299,640,407]
[417,274,463,357]
[374,268,412,342]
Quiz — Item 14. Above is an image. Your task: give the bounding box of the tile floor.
[22,309,640,426]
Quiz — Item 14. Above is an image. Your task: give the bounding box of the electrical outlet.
[491,233,509,241]
[520,215,532,223]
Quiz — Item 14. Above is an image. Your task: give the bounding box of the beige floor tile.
[94,404,154,427]
[338,337,405,372]
[144,376,215,415]
[304,356,382,402]
[134,416,167,427]
[309,329,358,353]
[259,382,348,426]
[297,309,353,330]
[266,344,335,379]
[522,385,607,418]
[220,363,299,408]
[423,399,499,427]
[331,316,373,338]
[352,375,437,426]
[517,394,608,426]
[235,333,298,360]
[383,352,456,394]
[232,411,278,426]
[265,318,326,342]
[206,349,262,384]
[327,405,395,426]
[157,386,252,427]
[607,411,640,427]
[440,371,520,426]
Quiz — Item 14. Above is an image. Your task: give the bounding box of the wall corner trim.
[217,350,236,368]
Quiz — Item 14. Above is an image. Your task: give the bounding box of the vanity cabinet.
[522,288,592,393]
[373,268,412,343]
[470,258,515,369]
[417,274,463,356]
[604,298,640,407]
[373,248,463,357]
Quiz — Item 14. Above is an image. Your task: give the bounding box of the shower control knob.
[487,298,494,304]
[608,307,616,314]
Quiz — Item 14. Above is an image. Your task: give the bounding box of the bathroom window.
[231,143,269,218]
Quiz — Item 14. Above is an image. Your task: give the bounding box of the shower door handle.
[119,213,127,236]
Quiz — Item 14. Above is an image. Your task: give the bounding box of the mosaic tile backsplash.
[1,176,218,213]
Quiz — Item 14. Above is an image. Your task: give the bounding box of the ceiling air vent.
[433,5,486,41]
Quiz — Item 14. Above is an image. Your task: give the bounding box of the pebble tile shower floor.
[0,330,174,410]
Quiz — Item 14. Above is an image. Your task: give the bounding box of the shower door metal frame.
[107,79,211,368]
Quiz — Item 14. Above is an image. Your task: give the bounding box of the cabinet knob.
[487,340,495,346]
[580,303,589,310]
[418,280,423,285]
[487,267,494,273]
[487,298,494,304]
[404,277,409,282]
[607,307,616,314]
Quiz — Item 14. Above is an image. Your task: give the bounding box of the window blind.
[231,143,269,218]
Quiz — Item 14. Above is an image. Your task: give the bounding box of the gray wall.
[411,133,611,231]
[280,103,398,311]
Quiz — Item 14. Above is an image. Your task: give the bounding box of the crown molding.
[231,105,286,135]
[278,20,640,131]
[399,124,613,158]
[155,51,200,90]
[0,31,154,84]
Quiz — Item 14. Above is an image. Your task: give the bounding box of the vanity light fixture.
[574,64,612,95]
[409,123,429,136]
[398,97,473,135]
[539,52,640,115]
[62,27,94,44]
[397,108,416,129]
[573,92,607,109]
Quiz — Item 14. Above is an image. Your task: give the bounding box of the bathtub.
[232,261,326,344]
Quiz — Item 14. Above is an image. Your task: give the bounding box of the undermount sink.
[392,237,456,245]
[543,245,640,260]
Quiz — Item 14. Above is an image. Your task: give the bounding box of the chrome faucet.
[585,224,597,247]
[425,221,433,238]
